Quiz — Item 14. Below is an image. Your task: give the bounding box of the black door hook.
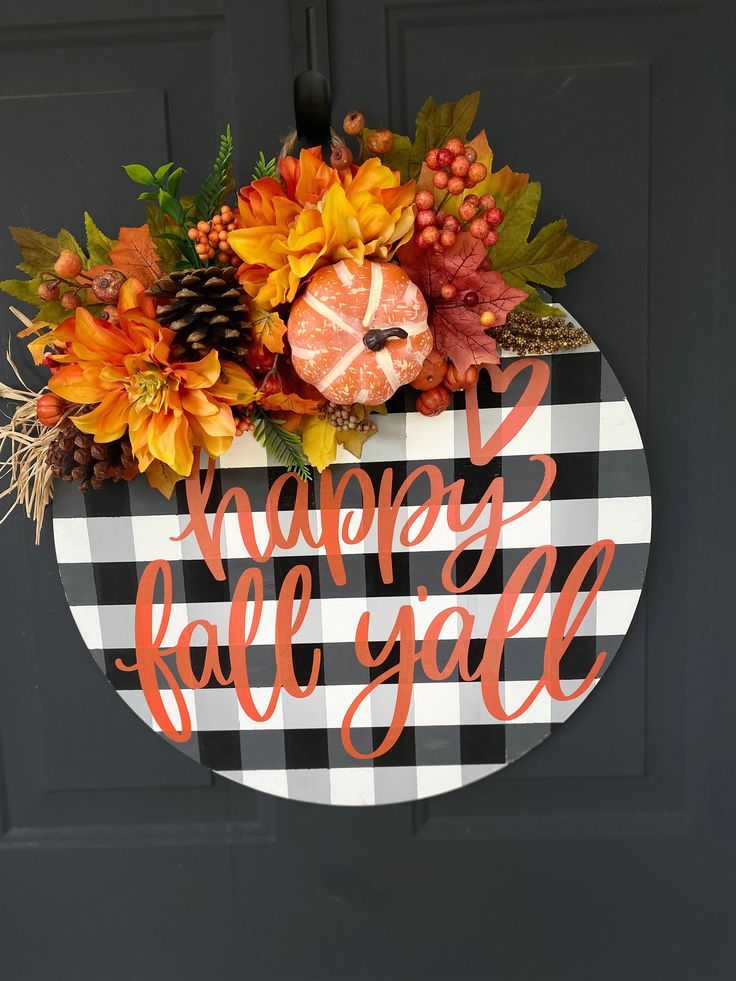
[293,68,332,148]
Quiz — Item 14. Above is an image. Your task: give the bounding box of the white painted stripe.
[315,340,364,393]
[376,345,401,392]
[334,260,353,286]
[402,317,430,337]
[118,679,598,732]
[180,400,644,470]
[288,345,318,360]
[400,281,420,306]
[362,261,383,327]
[53,497,651,564]
[304,290,363,339]
[71,590,642,649]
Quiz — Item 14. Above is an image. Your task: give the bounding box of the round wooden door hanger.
[53,331,650,806]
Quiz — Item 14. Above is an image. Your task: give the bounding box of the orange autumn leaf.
[259,391,324,415]
[246,299,286,353]
[108,225,162,287]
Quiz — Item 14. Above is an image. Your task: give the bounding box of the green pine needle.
[252,151,278,180]
[251,404,312,481]
[193,125,234,221]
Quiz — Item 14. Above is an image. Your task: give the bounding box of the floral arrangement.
[0,92,595,538]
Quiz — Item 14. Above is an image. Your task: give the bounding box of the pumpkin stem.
[363,327,409,352]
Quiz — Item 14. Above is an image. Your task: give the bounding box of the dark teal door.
[1,1,733,978]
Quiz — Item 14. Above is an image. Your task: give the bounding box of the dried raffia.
[0,344,63,544]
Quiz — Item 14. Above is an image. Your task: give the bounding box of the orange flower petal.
[49,364,112,404]
[72,308,132,362]
[175,349,221,389]
[146,410,194,476]
[118,277,156,318]
[187,401,235,438]
[71,391,130,442]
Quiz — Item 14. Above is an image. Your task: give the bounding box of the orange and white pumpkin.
[287,259,432,405]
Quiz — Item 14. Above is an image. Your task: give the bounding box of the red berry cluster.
[412,139,505,255]
[425,138,487,194]
[413,188,505,254]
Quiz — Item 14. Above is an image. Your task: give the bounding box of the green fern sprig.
[251,404,312,480]
[193,125,234,221]
[252,151,278,180]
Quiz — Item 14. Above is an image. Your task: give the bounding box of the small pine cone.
[47,417,138,492]
[147,265,250,362]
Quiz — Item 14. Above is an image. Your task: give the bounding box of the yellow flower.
[229,148,416,309]
[47,281,259,477]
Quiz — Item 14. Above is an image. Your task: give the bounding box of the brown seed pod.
[53,249,83,279]
[367,128,394,155]
[60,291,81,311]
[92,270,127,303]
[330,145,353,170]
[37,281,60,302]
[343,110,365,136]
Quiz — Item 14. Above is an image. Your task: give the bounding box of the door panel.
[1,1,733,979]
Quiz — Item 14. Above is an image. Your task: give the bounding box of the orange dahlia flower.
[228,147,416,309]
[45,279,258,477]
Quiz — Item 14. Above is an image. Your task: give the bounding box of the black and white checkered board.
[52,340,651,805]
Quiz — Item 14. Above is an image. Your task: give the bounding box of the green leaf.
[0,276,42,307]
[84,212,117,267]
[123,163,156,186]
[410,91,480,177]
[168,167,185,197]
[252,151,278,180]
[491,182,597,290]
[158,188,185,223]
[360,93,480,182]
[251,404,311,480]
[9,226,84,277]
[137,191,159,202]
[193,125,234,221]
[520,290,565,318]
[145,203,182,270]
[155,162,174,182]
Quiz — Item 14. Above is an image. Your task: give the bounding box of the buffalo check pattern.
[52,342,651,806]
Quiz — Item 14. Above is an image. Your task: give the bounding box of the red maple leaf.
[398,233,527,373]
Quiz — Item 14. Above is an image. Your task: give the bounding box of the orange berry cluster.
[187,205,241,266]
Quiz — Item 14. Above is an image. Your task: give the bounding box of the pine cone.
[148,265,250,361]
[47,418,137,492]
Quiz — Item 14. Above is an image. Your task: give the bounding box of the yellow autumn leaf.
[145,459,183,498]
[300,414,337,472]
[335,402,386,460]
[417,129,529,213]
[247,299,286,354]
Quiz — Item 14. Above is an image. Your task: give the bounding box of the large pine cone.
[148,265,250,362]
[47,418,137,492]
